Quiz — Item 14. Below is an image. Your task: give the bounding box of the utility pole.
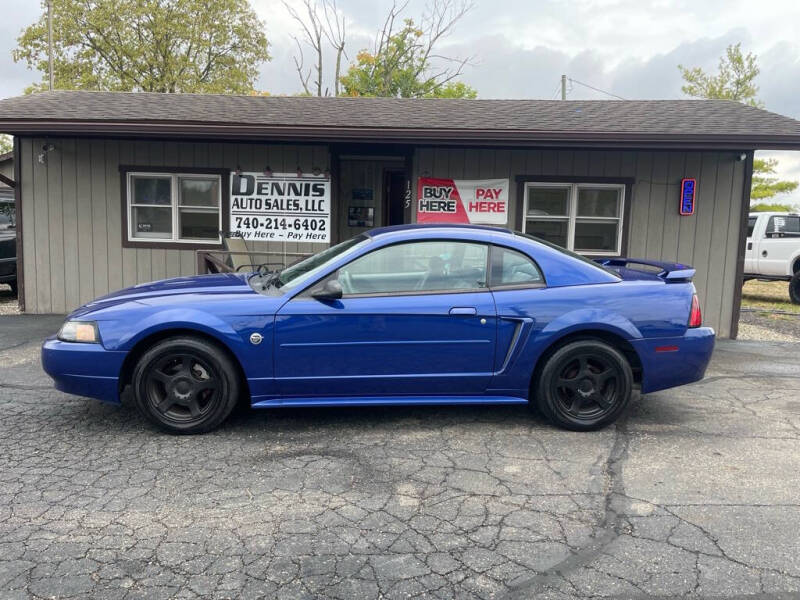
[47,0,54,91]
[561,74,567,100]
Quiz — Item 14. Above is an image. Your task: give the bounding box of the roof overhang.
[3,120,800,151]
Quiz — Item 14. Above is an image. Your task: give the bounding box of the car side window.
[490,246,544,287]
[747,217,756,238]
[336,241,489,295]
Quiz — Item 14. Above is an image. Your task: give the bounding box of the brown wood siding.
[411,146,747,337]
[19,139,745,337]
[19,138,329,314]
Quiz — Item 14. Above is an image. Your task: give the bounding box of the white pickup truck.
[744,212,800,303]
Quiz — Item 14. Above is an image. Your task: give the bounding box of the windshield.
[516,231,621,279]
[277,235,370,290]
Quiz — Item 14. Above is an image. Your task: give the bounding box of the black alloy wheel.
[536,340,633,431]
[132,336,240,434]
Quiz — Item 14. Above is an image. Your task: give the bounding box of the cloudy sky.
[2,0,800,205]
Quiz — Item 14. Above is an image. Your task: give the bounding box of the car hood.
[69,273,257,317]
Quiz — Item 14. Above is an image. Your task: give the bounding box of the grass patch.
[741,280,800,314]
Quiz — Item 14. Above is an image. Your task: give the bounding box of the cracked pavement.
[1,315,799,599]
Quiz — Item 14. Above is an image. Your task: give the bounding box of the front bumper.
[41,337,127,403]
[632,327,716,394]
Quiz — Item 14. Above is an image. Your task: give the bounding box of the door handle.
[747,242,752,250]
[449,307,477,316]
[762,250,768,257]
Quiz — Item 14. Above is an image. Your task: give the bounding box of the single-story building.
[2,91,800,337]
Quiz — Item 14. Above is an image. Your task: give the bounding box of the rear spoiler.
[595,258,696,282]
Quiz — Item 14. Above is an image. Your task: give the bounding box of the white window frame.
[126,172,223,245]
[522,182,625,256]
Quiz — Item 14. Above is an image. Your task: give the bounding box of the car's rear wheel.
[535,340,632,431]
[132,336,240,434]
[789,272,800,304]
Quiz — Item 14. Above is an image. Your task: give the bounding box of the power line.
[567,77,626,100]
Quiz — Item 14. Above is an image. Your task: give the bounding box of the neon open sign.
[680,178,696,215]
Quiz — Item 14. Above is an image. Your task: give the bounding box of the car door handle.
[747,242,752,250]
[449,307,477,316]
[762,250,768,257]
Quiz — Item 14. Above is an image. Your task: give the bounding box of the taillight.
[688,294,702,328]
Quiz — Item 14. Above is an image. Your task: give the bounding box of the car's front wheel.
[535,340,633,431]
[132,336,240,434]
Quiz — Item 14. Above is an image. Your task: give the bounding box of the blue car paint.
[41,224,715,408]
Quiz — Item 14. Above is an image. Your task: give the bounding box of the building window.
[127,172,222,244]
[523,183,625,255]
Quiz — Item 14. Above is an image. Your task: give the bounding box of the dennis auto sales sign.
[229,172,330,242]
[416,177,509,225]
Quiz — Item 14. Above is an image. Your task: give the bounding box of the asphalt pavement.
[1,314,799,599]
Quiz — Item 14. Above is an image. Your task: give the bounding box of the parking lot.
[1,314,799,599]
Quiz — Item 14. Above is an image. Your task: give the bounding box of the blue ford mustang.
[42,225,714,434]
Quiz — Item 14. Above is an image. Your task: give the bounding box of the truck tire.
[790,272,800,305]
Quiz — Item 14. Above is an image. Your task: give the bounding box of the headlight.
[58,321,100,343]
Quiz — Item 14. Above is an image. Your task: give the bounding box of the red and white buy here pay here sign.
[416,177,509,225]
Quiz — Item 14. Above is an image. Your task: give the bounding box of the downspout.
[13,135,24,312]
[729,150,754,339]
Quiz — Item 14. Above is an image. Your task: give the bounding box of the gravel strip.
[738,310,800,342]
[0,284,19,315]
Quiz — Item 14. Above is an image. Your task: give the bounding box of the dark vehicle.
[0,196,16,295]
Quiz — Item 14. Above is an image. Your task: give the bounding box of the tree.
[284,0,346,97]
[751,158,799,201]
[340,1,476,98]
[285,0,476,98]
[14,0,270,94]
[0,135,11,155]
[750,202,798,212]
[679,44,798,203]
[678,43,762,107]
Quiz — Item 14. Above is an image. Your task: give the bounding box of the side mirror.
[312,279,343,301]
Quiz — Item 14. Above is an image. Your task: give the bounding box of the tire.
[790,272,800,305]
[535,340,633,431]
[132,336,240,434]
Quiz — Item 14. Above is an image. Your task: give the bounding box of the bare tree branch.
[320,0,346,95]
[290,36,312,95]
[283,0,346,96]
[285,0,473,98]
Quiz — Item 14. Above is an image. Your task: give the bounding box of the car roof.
[366,223,513,238]
[750,212,799,217]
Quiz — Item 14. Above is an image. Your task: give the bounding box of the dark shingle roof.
[1,90,799,149]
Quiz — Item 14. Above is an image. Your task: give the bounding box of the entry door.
[384,169,406,226]
[337,158,405,241]
[274,240,497,398]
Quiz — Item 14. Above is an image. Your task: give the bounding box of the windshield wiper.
[255,262,283,276]
[250,268,283,292]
